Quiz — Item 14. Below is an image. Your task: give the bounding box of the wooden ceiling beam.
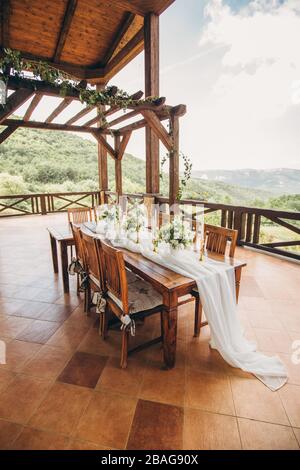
[3,118,95,134]
[87,28,144,82]
[92,132,117,159]
[0,89,34,124]
[45,97,73,123]
[102,12,135,66]
[116,132,132,160]
[1,0,10,48]
[53,0,78,63]
[23,94,42,121]
[141,109,173,151]
[105,0,145,16]
[65,105,94,125]
[0,124,19,144]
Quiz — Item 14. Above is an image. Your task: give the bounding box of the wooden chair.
[80,230,104,315]
[192,224,239,337]
[70,223,86,295]
[96,239,164,368]
[67,207,94,225]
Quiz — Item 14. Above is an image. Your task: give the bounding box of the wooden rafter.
[102,12,135,66]
[53,0,78,62]
[0,124,19,144]
[116,132,132,160]
[108,109,139,128]
[1,0,10,48]
[65,105,94,125]
[92,132,117,159]
[0,89,34,124]
[141,109,173,151]
[45,97,73,123]
[3,118,94,134]
[23,94,42,121]
[97,28,144,81]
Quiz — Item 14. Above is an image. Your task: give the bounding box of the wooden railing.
[0,190,299,261]
[156,196,300,261]
[0,191,101,216]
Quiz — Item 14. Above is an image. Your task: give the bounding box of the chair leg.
[85,286,91,315]
[160,311,164,338]
[76,273,80,295]
[194,296,203,337]
[120,329,129,369]
[102,310,109,340]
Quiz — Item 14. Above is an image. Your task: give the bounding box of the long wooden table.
[47,224,246,368]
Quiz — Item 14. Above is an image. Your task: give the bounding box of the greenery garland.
[0,48,159,121]
[160,151,193,199]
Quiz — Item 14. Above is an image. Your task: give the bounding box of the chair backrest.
[80,231,103,288]
[67,207,93,224]
[204,224,238,258]
[97,240,129,314]
[70,223,85,265]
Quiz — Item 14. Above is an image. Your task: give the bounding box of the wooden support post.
[144,13,160,194]
[169,115,179,209]
[96,85,108,195]
[114,135,122,196]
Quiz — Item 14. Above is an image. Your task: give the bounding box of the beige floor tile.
[11,427,69,450]
[184,408,241,450]
[186,369,235,415]
[279,384,300,427]
[0,419,23,449]
[76,388,137,449]
[0,375,51,424]
[238,418,299,450]
[29,382,92,435]
[231,376,289,425]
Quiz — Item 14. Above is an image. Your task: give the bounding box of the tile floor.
[0,213,299,450]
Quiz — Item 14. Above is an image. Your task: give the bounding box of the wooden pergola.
[0,0,186,206]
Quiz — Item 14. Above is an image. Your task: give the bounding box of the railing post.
[40,194,47,215]
[234,209,246,245]
[253,214,261,244]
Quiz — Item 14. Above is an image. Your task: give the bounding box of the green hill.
[0,126,299,212]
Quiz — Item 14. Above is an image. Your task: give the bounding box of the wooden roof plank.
[53,0,78,62]
[23,93,42,121]
[1,0,10,48]
[45,97,73,123]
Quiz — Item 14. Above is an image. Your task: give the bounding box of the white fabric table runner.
[112,237,287,391]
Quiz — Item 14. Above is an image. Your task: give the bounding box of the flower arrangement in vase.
[123,203,147,243]
[96,204,120,234]
[154,216,194,252]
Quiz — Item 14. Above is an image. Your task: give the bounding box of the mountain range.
[192,168,300,194]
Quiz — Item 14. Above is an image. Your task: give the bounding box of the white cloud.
[183,0,300,169]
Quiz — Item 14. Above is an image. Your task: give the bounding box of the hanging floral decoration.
[160,151,193,199]
[0,48,159,118]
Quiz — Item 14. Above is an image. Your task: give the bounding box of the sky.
[16,0,300,171]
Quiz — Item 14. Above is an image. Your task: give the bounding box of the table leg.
[162,293,178,369]
[60,241,70,294]
[49,233,58,273]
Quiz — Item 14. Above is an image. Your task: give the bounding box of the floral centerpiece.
[154,216,194,251]
[96,204,120,234]
[123,203,147,243]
